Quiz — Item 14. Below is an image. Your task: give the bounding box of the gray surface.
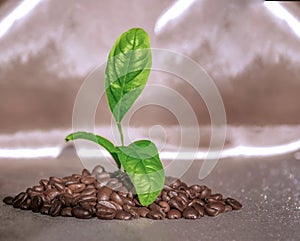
[0,155,299,241]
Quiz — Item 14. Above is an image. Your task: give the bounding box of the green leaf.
[65,132,121,168]
[118,140,165,206]
[105,28,152,124]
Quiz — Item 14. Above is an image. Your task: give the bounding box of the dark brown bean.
[79,194,97,203]
[209,193,223,200]
[168,190,178,199]
[40,205,50,215]
[177,193,189,203]
[167,209,182,219]
[72,206,93,219]
[115,210,132,220]
[80,201,96,214]
[44,189,60,201]
[72,174,82,180]
[122,198,135,207]
[138,207,150,218]
[200,187,212,198]
[39,179,49,187]
[97,201,117,211]
[65,180,80,186]
[190,184,202,192]
[53,182,65,192]
[97,186,112,201]
[150,203,163,213]
[12,192,28,208]
[49,176,63,184]
[81,176,95,185]
[32,185,44,192]
[61,207,73,217]
[20,199,31,210]
[81,187,97,196]
[224,205,233,212]
[146,210,164,220]
[225,198,242,210]
[82,169,91,177]
[68,183,86,193]
[191,203,205,216]
[58,193,73,206]
[96,206,116,220]
[110,201,123,211]
[170,179,182,189]
[30,196,44,212]
[158,201,170,213]
[205,202,225,216]
[49,200,62,217]
[3,196,14,205]
[123,204,140,219]
[111,192,123,206]
[162,191,170,202]
[183,207,199,219]
[169,196,187,212]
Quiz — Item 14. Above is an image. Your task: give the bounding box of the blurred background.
[0,0,300,158]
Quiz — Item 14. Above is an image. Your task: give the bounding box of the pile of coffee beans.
[3,165,242,220]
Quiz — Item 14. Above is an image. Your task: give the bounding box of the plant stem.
[117,122,124,146]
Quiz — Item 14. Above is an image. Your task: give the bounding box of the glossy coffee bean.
[44,189,60,201]
[224,205,233,212]
[169,196,187,212]
[167,209,182,219]
[40,205,50,215]
[79,194,97,203]
[190,184,202,192]
[97,186,112,201]
[39,179,49,187]
[3,196,14,205]
[115,210,132,220]
[170,179,182,189]
[149,203,163,213]
[32,185,44,193]
[61,207,73,217]
[20,199,31,210]
[123,204,140,219]
[49,176,63,185]
[30,196,44,212]
[177,193,189,203]
[53,182,65,192]
[110,201,123,211]
[49,200,62,217]
[68,184,86,193]
[146,210,164,220]
[12,192,28,208]
[205,202,225,217]
[72,206,93,219]
[191,203,204,216]
[200,187,211,198]
[96,206,116,220]
[81,176,95,185]
[158,201,170,213]
[225,198,242,210]
[183,207,199,219]
[111,192,123,206]
[137,207,150,218]
[64,180,80,186]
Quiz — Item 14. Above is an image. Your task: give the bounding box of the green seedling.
[66,28,165,206]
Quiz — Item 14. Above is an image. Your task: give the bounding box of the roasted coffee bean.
[115,210,132,220]
[72,206,93,219]
[178,183,189,191]
[44,189,60,201]
[72,174,82,180]
[225,198,242,210]
[32,185,44,193]
[111,192,123,206]
[167,209,182,219]
[170,179,182,189]
[168,190,178,199]
[224,205,233,212]
[80,201,96,214]
[110,201,123,211]
[12,192,28,208]
[96,205,116,220]
[49,176,63,185]
[49,200,62,217]
[209,193,223,200]
[183,207,199,219]
[91,165,105,176]
[162,191,170,202]
[123,204,140,219]
[61,207,73,217]
[58,193,73,206]
[79,194,97,203]
[20,199,31,210]
[81,187,97,196]
[177,193,189,203]
[40,205,50,215]
[122,198,135,207]
[68,184,86,193]
[30,196,44,212]
[97,201,117,211]
[97,186,112,201]
[138,207,150,218]
[82,169,91,177]
[27,189,42,199]
[81,176,95,185]
[191,203,204,216]
[186,189,199,199]
[146,210,164,220]
[190,184,202,192]
[52,182,64,192]
[39,179,49,187]
[205,202,225,216]
[200,187,211,198]
[169,196,187,212]
[150,203,163,213]
[64,180,80,186]
[3,196,14,205]
[158,201,170,213]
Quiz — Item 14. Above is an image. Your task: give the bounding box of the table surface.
[0,154,299,241]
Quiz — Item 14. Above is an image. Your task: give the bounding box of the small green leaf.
[118,140,165,206]
[105,28,152,124]
[65,132,121,168]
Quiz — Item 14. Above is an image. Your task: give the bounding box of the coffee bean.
[97,186,112,201]
[80,201,96,214]
[49,200,62,217]
[169,196,187,212]
[190,184,202,192]
[137,207,150,218]
[39,179,49,187]
[110,201,123,211]
[209,193,223,200]
[12,192,28,208]
[91,165,105,176]
[44,189,60,201]
[96,205,116,220]
[205,202,225,216]
[177,192,189,203]
[123,204,140,219]
[58,193,73,206]
[188,199,205,207]
[79,194,97,203]
[200,187,211,198]
[170,179,182,189]
[111,192,123,206]
[32,185,44,193]
[162,191,170,202]
[3,196,14,205]
[167,209,182,219]
[186,189,199,199]
[115,210,132,220]
[49,176,63,185]
[81,176,95,185]
[65,180,80,186]
[150,203,163,213]
[168,190,178,199]
[20,199,31,210]
[191,203,204,216]
[178,183,189,191]
[224,205,233,212]
[146,210,164,220]
[158,201,170,213]
[97,201,117,211]
[68,184,86,193]
[72,174,82,180]
[72,206,93,219]
[225,198,242,210]
[183,207,199,219]
[82,169,91,177]
[61,207,73,217]
[81,187,97,196]
[30,196,44,212]
[122,198,135,207]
